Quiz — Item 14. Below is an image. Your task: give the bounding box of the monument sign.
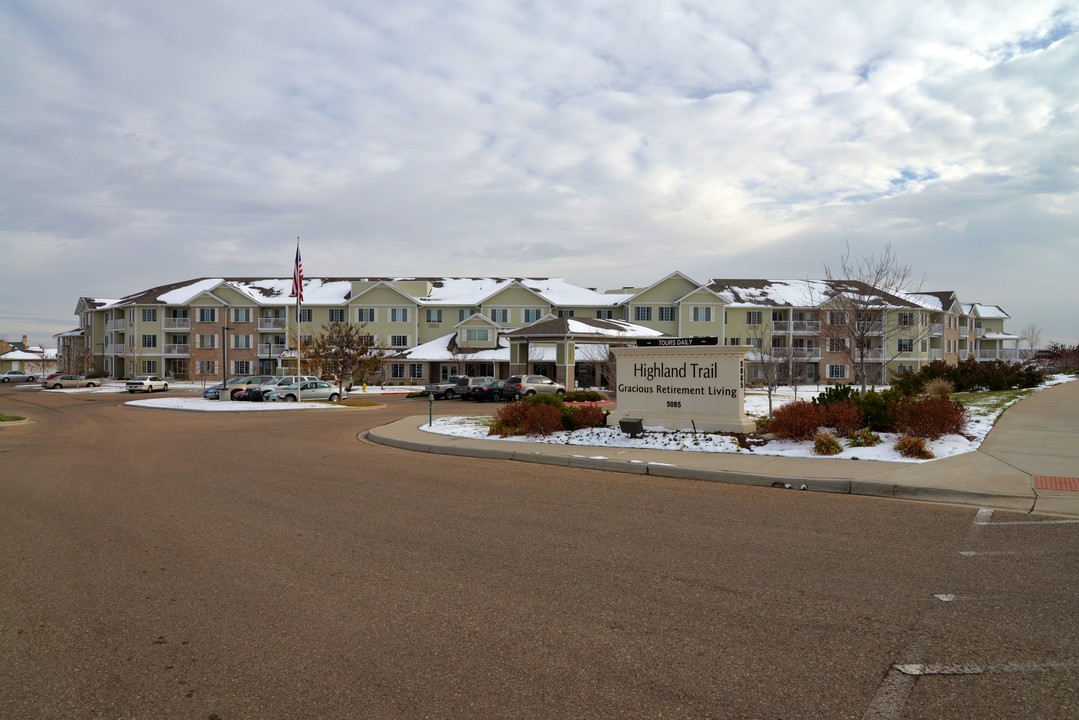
[609,339,756,433]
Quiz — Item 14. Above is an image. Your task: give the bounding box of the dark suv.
[503,375,566,400]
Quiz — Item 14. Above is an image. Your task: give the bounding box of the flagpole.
[292,236,304,403]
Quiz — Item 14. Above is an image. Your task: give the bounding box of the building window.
[692,306,712,322]
[329,308,345,323]
[299,309,312,323]
[746,337,763,348]
[828,310,847,325]
[898,339,914,353]
[465,328,490,342]
[198,360,218,375]
[490,308,508,323]
[141,360,158,374]
[198,307,217,323]
[425,309,443,323]
[232,334,252,349]
[557,309,575,318]
[300,335,313,345]
[410,363,424,379]
[232,360,251,375]
[459,309,475,322]
[897,364,915,374]
[658,306,676,322]
[358,308,376,323]
[828,364,847,379]
[232,308,251,323]
[746,311,762,325]
[524,308,542,323]
[197,334,217,349]
[634,306,652,322]
[596,309,614,319]
[771,337,786,348]
[141,334,157,348]
[391,363,406,379]
[828,338,846,352]
[390,307,409,322]
[142,308,157,322]
[898,312,915,326]
[390,335,409,347]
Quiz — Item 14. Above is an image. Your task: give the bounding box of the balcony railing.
[163,317,191,330]
[104,344,123,354]
[790,348,821,360]
[854,349,885,361]
[929,349,943,360]
[108,320,126,332]
[772,321,789,333]
[855,321,883,334]
[791,320,820,333]
[978,349,1021,361]
[258,343,288,357]
[930,323,943,335]
[164,344,190,355]
[258,317,287,331]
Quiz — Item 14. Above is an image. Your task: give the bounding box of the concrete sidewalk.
[367,380,1079,517]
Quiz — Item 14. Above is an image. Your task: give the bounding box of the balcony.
[163,317,191,330]
[772,321,789,333]
[791,320,821,334]
[258,343,288,357]
[930,323,943,335]
[854,349,885,361]
[104,343,123,354]
[978,349,1021,361]
[164,344,190,356]
[258,317,287,331]
[108,320,126,332]
[790,348,821,361]
[855,321,883,334]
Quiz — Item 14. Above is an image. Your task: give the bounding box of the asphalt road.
[1,385,1076,719]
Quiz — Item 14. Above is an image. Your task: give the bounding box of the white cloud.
[1,0,1076,344]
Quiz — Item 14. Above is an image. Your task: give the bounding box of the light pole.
[221,325,232,386]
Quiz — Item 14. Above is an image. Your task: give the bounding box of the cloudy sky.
[2,0,1076,346]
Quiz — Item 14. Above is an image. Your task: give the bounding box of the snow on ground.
[421,375,1076,464]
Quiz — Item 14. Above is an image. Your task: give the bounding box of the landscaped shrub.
[521,404,564,436]
[858,389,900,432]
[894,434,934,459]
[490,402,529,436]
[892,396,967,440]
[754,415,773,434]
[565,390,606,402]
[813,432,843,456]
[570,404,607,430]
[522,393,565,408]
[770,400,821,441]
[847,428,883,448]
[813,384,860,407]
[817,400,864,438]
[892,357,1044,394]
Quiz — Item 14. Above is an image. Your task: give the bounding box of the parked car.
[276,380,341,403]
[0,370,36,383]
[125,375,168,393]
[503,375,565,399]
[471,379,508,402]
[455,376,496,399]
[202,375,267,399]
[222,375,277,400]
[257,375,319,395]
[42,375,99,389]
[424,375,465,399]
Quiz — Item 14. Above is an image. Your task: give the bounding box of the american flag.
[290,241,304,302]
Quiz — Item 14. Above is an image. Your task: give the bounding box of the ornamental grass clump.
[813,432,843,456]
[847,428,883,448]
[894,434,935,459]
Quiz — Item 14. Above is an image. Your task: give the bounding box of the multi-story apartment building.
[67,273,1020,388]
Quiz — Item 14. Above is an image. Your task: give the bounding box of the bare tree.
[1019,323,1042,359]
[820,242,928,395]
[574,342,617,391]
[301,322,385,389]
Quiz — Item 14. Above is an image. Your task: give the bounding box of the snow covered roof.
[1,349,54,360]
[397,333,510,362]
[503,317,666,339]
[982,332,1020,340]
[707,279,828,307]
[966,303,1010,319]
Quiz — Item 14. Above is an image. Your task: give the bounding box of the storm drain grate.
[1034,476,1079,491]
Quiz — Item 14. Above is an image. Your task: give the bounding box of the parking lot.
[1,383,1076,718]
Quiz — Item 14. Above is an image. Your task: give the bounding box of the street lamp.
[221,325,232,386]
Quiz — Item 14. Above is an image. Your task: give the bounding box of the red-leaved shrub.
[521,404,564,436]
[769,400,821,441]
[817,400,864,438]
[491,402,529,436]
[571,404,607,429]
[892,396,967,440]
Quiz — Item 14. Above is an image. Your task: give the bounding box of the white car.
[125,375,168,393]
[1,370,37,383]
[275,380,341,403]
[42,375,99,389]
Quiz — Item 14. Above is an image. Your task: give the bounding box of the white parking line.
[975,518,1079,526]
[895,659,1079,676]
